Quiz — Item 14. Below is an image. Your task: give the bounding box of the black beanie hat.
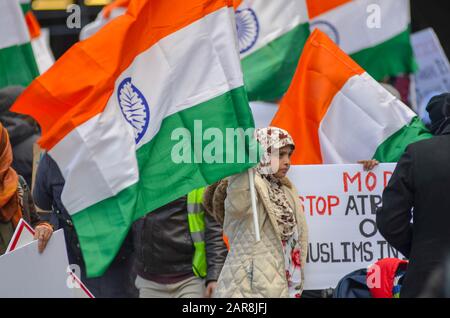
[426,93,450,125]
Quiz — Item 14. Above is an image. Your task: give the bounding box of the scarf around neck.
[0,124,21,227]
[255,127,297,241]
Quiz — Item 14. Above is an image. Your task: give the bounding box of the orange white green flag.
[236,0,310,102]
[271,29,431,165]
[20,0,55,74]
[306,0,417,80]
[0,0,39,88]
[12,0,257,277]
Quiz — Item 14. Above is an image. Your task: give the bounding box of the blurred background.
[31,0,450,60]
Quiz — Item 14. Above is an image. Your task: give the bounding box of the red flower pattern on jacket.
[291,248,301,267]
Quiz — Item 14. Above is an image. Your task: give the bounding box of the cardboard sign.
[70,272,95,298]
[411,28,450,124]
[4,220,94,298]
[5,219,35,253]
[0,230,73,297]
[288,163,405,290]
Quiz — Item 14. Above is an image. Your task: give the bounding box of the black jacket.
[0,116,39,186]
[132,195,227,284]
[376,131,450,298]
[33,154,136,297]
[18,175,42,228]
[0,176,44,255]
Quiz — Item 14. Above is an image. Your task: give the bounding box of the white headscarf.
[255,127,296,241]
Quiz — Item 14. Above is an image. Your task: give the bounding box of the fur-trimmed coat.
[207,171,308,298]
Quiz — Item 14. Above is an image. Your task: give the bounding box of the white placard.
[288,163,405,290]
[4,220,94,298]
[412,28,450,124]
[5,219,35,253]
[0,230,73,298]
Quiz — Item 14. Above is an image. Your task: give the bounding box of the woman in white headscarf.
[213,127,308,298]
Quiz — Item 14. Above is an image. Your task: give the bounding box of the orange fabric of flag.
[12,0,233,151]
[270,29,364,165]
[306,0,352,19]
[25,11,41,39]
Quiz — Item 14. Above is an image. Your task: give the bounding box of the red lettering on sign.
[384,171,393,188]
[316,197,327,215]
[306,196,316,216]
[299,196,305,211]
[365,172,377,192]
[343,172,361,193]
[327,196,340,215]
[301,195,340,216]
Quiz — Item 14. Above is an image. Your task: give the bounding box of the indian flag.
[236,0,310,102]
[13,0,257,277]
[307,0,417,81]
[0,0,39,88]
[271,30,432,165]
[20,0,55,74]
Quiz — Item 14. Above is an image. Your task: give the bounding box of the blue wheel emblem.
[117,77,150,144]
[236,8,260,54]
[310,20,340,45]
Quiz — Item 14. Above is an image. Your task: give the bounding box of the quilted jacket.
[214,171,308,298]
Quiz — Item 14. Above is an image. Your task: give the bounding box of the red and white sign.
[4,219,94,298]
[289,163,405,290]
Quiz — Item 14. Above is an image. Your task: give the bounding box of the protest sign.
[289,163,405,290]
[411,28,450,124]
[70,272,95,298]
[3,220,94,298]
[0,230,73,297]
[5,219,35,253]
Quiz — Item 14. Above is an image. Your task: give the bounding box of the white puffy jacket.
[214,171,308,298]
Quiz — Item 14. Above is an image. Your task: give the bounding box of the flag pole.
[248,168,261,242]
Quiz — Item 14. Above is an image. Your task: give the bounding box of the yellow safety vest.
[187,188,207,278]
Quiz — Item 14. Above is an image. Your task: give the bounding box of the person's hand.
[357,159,379,171]
[34,223,53,253]
[204,281,217,298]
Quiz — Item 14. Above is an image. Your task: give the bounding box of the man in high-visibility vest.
[132,188,228,298]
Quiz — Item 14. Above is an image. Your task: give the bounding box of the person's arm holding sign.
[20,175,54,253]
[31,153,58,253]
[34,223,53,253]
